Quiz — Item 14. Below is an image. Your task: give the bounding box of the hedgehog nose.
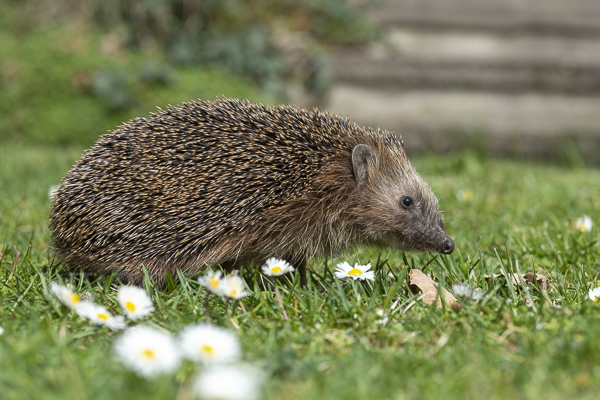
[440,237,455,254]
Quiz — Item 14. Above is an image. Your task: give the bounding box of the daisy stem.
[274,284,288,321]
[224,297,240,330]
[204,295,211,326]
[7,250,19,282]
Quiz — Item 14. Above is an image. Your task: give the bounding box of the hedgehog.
[50,98,454,285]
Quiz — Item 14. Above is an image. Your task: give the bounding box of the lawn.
[1,142,599,400]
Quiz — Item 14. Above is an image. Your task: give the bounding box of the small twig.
[259,274,268,292]
[274,285,288,321]
[224,297,240,330]
[7,251,20,282]
[204,296,211,326]
[515,259,536,311]
[229,317,240,330]
[533,258,555,308]
[59,321,68,342]
[401,300,418,315]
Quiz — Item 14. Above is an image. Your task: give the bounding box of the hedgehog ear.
[352,144,376,185]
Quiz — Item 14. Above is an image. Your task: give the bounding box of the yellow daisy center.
[463,190,474,201]
[348,268,363,276]
[229,290,238,296]
[142,349,155,359]
[594,297,599,303]
[97,313,108,321]
[71,293,80,304]
[125,301,136,312]
[271,266,282,274]
[580,224,587,231]
[210,277,219,289]
[202,345,215,355]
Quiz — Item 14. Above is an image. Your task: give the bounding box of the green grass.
[1,145,600,400]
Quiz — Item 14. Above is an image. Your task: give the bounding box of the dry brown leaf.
[408,269,457,308]
[484,272,550,289]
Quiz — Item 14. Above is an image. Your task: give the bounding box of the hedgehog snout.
[440,237,455,254]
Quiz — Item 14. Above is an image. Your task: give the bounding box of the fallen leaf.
[408,269,457,308]
[484,272,550,289]
[523,272,550,289]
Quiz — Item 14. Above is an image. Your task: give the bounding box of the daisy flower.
[451,284,484,301]
[76,301,126,330]
[588,286,600,302]
[334,262,375,281]
[117,286,154,320]
[261,257,295,277]
[457,189,474,202]
[198,270,225,295]
[114,326,181,378]
[575,216,593,232]
[220,275,251,299]
[375,309,389,325]
[179,324,241,364]
[50,282,81,310]
[194,365,263,400]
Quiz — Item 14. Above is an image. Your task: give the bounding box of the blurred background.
[1,0,599,164]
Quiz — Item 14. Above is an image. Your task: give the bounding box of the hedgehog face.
[351,144,454,255]
[388,174,454,255]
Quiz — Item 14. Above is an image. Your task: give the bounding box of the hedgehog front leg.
[295,258,307,287]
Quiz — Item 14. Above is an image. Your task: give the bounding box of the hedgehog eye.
[400,196,413,208]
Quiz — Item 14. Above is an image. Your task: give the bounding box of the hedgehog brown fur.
[50,98,454,284]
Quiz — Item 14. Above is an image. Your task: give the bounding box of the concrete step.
[369,0,600,36]
[331,28,600,94]
[324,86,600,159]
[293,0,600,160]
[333,56,600,94]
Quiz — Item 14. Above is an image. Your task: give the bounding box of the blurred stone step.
[332,57,600,94]
[369,0,600,36]
[331,28,600,94]
[324,86,600,158]
[294,0,600,160]
[378,29,600,66]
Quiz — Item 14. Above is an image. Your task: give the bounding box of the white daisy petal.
[179,324,241,364]
[261,257,295,277]
[117,286,154,320]
[588,286,600,302]
[221,276,251,299]
[194,365,263,400]
[334,262,375,281]
[75,301,126,330]
[361,271,375,281]
[198,270,225,295]
[115,326,181,378]
[50,283,81,310]
[451,284,485,301]
[576,216,593,232]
